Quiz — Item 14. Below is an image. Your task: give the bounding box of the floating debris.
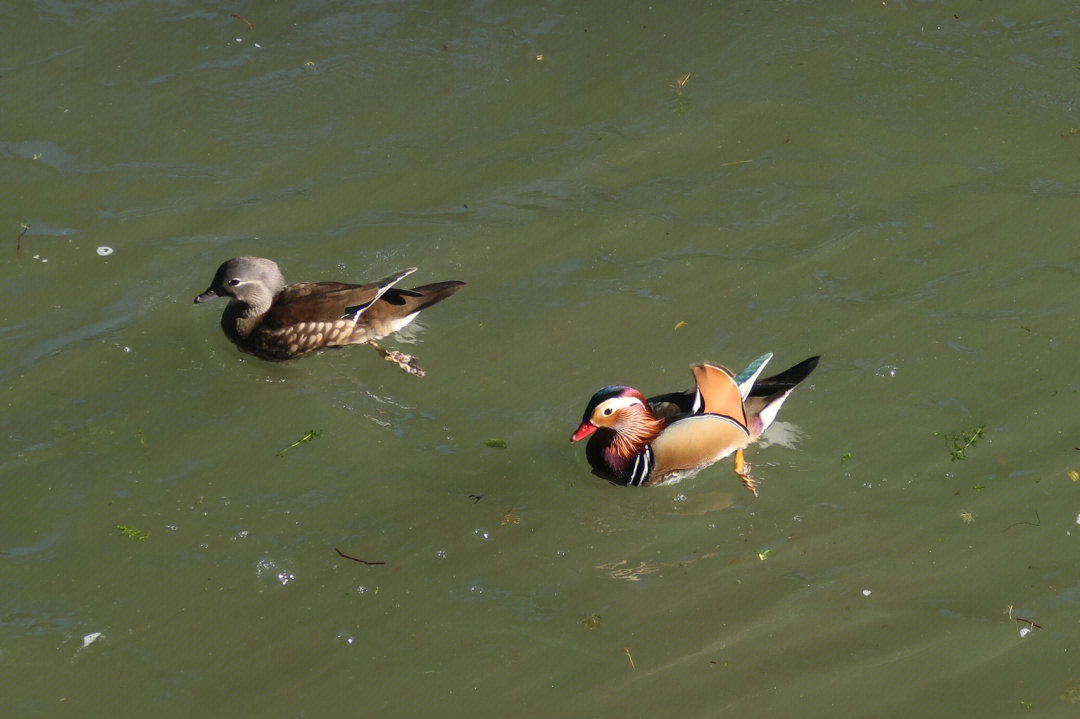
[484,438,508,449]
[1005,604,1041,634]
[114,524,148,541]
[1060,684,1080,704]
[757,549,770,561]
[861,589,872,597]
[1068,469,1079,482]
[622,646,636,670]
[668,72,692,114]
[598,559,659,582]
[959,510,975,524]
[669,72,691,94]
[15,223,29,257]
[941,424,985,462]
[673,320,688,331]
[276,429,321,457]
[1003,511,1041,532]
[580,614,601,630]
[82,632,103,648]
[334,548,385,566]
[499,509,520,526]
[96,246,113,256]
[840,452,853,464]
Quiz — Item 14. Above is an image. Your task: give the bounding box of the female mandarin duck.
[570,354,818,494]
[195,256,464,376]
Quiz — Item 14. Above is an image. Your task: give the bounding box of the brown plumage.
[194,256,464,375]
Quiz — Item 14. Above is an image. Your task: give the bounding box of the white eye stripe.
[595,396,645,416]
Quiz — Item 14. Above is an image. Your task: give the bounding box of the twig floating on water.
[277,429,321,457]
[15,223,29,257]
[622,646,636,670]
[1003,510,1040,532]
[468,493,483,504]
[334,548,385,566]
[231,13,253,30]
[1014,616,1043,630]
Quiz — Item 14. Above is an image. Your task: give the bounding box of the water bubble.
[875,365,897,378]
[435,549,447,559]
[336,632,355,646]
[96,246,113,256]
[256,557,295,588]
[473,528,490,541]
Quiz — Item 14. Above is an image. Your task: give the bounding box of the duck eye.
[602,407,613,416]
[227,279,240,287]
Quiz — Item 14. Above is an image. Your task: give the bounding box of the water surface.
[4,2,1080,717]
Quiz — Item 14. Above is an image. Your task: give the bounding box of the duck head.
[194,256,287,310]
[571,385,661,442]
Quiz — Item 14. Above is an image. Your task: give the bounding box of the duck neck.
[224,288,276,339]
[609,409,664,462]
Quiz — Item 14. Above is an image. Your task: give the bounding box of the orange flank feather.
[691,363,747,427]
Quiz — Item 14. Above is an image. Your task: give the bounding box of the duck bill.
[194,288,219,304]
[570,422,597,442]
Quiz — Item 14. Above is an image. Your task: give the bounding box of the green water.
[4,2,1080,716]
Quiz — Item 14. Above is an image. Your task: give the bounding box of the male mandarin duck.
[570,354,819,494]
[195,256,464,376]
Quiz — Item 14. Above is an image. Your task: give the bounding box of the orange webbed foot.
[733,449,758,497]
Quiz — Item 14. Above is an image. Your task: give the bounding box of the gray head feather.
[195,256,286,309]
